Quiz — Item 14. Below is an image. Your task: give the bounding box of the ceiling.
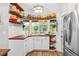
[21,3,65,16]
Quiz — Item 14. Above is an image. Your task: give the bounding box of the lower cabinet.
[33,37,42,50]
[9,36,49,56]
[8,40,25,56]
[41,37,49,50]
[28,37,33,52]
[33,36,49,50]
[24,37,33,54]
[24,38,29,55]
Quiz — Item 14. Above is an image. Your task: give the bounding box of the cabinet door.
[34,37,42,50]
[24,38,29,55]
[8,40,24,56]
[25,37,34,55]
[28,37,33,52]
[41,37,49,50]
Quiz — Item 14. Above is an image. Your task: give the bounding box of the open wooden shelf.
[26,17,56,20]
[50,41,56,43]
[9,11,23,18]
[26,14,56,20]
[49,47,56,50]
[10,3,24,11]
[9,3,24,24]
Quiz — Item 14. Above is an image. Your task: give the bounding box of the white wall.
[0,3,9,48]
[8,23,24,37]
[56,13,63,52]
[55,8,63,52]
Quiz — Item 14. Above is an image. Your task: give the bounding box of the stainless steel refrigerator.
[63,8,79,56]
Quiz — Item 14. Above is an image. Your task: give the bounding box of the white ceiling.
[21,3,65,16]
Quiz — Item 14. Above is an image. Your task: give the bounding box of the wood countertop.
[8,34,56,40]
[9,35,27,40]
[8,35,30,40]
[0,49,10,56]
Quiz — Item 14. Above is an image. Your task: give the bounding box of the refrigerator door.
[75,8,79,55]
[70,10,79,55]
[63,12,73,46]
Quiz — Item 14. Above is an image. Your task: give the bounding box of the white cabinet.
[8,40,25,56]
[29,37,33,51]
[33,36,49,50]
[41,37,49,50]
[8,36,49,56]
[24,37,34,54]
[27,37,33,53]
[24,38,29,55]
[33,37,42,50]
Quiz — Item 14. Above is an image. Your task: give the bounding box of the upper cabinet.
[9,3,24,24]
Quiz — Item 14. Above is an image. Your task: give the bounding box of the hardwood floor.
[0,49,10,56]
[26,50,63,56]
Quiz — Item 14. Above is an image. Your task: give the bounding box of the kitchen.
[8,3,60,56]
[0,3,79,56]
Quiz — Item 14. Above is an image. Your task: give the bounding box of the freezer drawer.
[64,46,79,56]
[64,49,72,56]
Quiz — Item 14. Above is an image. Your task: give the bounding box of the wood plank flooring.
[26,50,63,56]
[0,49,10,56]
